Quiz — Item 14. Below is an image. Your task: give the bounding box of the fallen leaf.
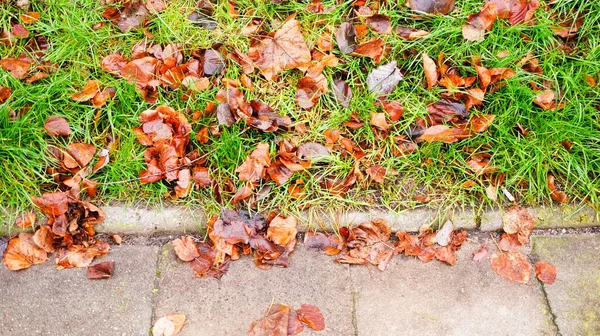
[0,57,31,79]
[419,125,457,143]
[407,0,455,14]
[0,86,10,103]
[296,304,325,331]
[535,261,557,285]
[32,225,55,253]
[172,236,200,261]
[71,80,101,102]
[547,174,568,204]
[395,27,429,40]
[267,215,297,246]
[153,314,187,336]
[427,98,468,124]
[462,2,498,42]
[422,53,438,90]
[335,22,357,54]
[55,241,110,269]
[21,12,40,24]
[249,18,311,80]
[16,212,36,228]
[296,76,322,109]
[203,49,225,76]
[88,261,115,279]
[497,233,523,252]
[3,233,48,271]
[112,234,122,245]
[117,1,149,32]
[472,244,488,261]
[533,89,561,110]
[66,143,96,168]
[248,304,290,336]
[470,114,495,132]
[502,206,535,244]
[507,0,539,26]
[297,142,329,161]
[490,252,532,284]
[351,38,385,64]
[332,79,352,108]
[370,112,389,131]
[435,246,456,265]
[366,61,403,95]
[366,14,391,34]
[366,164,387,184]
[31,192,69,216]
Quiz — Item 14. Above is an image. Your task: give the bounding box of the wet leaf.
[71,80,101,102]
[366,61,403,95]
[490,252,532,284]
[172,236,200,261]
[352,38,385,64]
[153,314,187,336]
[462,2,498,42]
[3,233,48,271]
[407,0,455,14]
[419,125,457,143]
[422,53,438,90]
[248,304,290,336]
[535,261,557,285]
[296,304,325,331]
[267,215,297,246]
[249,18,311,80]
[366,14,391,34]
[31,192,69,216]
[335,22,357,54]
[88,261,115,279]
[547,174,568,204]
[502,206,535,244]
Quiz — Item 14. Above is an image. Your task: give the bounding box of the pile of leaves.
[172,209,298,279]
[4,118,112,271]
[102,42,220,101]
[304,218,467,271]
[135,105,212,199]
[489,206,557,285]
[248,303,325,336]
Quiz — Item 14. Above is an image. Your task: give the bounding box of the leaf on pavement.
[33,225,55,253]
[153,314,187,336]
[88,261,115,279]
[472,244,488,261]
[502,206,535,244]
[172,236,200,261]
[366,61,403,95]
[535,261,557,285]
[266,215,297,246]
[296,304,325,331]
[55,241,110,269]
[3,233,48,271]
[490,252,532,284]
[248,304,290,336]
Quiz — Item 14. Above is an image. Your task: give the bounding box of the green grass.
[1,0,599,233]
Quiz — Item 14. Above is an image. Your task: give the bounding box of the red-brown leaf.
[3,233,48,271]
[31,192,69,216]
[248,304,290,336]
[547,174,568,204]
[296,304,325,331]
[71,80,101,102]
[535,261,557,285]
[462,2,498,42]
[172,236,200,261]
[490,252,532,284]
[44,115,72,136]
[88,261,115,279]
[422,53,438,90]
[366,14,391,34]
[407,0,455,14]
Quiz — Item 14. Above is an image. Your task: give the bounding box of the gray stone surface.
[155,244,354,336]
[533,234,600,335]
[300,208,477,232]
[480,205,599,231]
[351,241,556,336]
[0,245,158,336]
[96,206,205,234]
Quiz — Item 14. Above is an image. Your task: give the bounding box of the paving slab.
[155,243,354,336]
[481,205,598,231]
[532,234,600,335]
[350,241,556,336]
[0,245,158,336]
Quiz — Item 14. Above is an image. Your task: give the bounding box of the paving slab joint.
[348,266,359,336]
[528,251,562,336]
[149,243,167,332]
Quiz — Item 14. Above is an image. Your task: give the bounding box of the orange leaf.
[3,233,48,271]
[535,261,557,284]
[490,252,532,284]
[172,236,200,261]
[296,304,325,331]
[422,53,438,90]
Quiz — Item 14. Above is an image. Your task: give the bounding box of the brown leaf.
[145,0,167,12]
[332,79,352,108]
[267,215,297,246]
[88,261,115,279]
[335,22,357,54]
[16,212,36,228]
[248,304,290,336]
[370,112,389,131]
[101,54,128,74]
[533,89,560,110]
[427,98,468,124]
[535,261,557,285]
[0,57,31,79]
[502,206,535,244]
[203,49,225,76]
[66,143,96,168]
[422,53,438,90]
[296,76,322,109]
[236,143,271,182]
[366,164,387,184]
[296,304,325,331]
[547,174,568,204]
[153,314,187,336]
[366,61,403,95]
[3,233,48,271]
[71,80,101,102]
[351,38,385,64]
[366,14,391,34]
[249,18,311,80]
[55,241,110,269]
[31,192,69,216]
[435,246,456,265]
[462,2,498,42]
[121,57,158,88]
[508,0,539,26]
[395,27,429,40]
[407,0,455,14]
[0,86,11,103]
[470,114,495,132]
[287,310,304,335]
[498,233,523,252]
[172,236,200,261]
[419,125,457,143]
[112,234,122,245]
[490,252,532,284]
[297,142,329,161]
[33,225,55,253]
[21,12,40,24]
[117,1,149,32]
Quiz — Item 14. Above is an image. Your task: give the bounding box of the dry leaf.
[88,261,115,279]
[535,261,557,285]
[490,252,532,284]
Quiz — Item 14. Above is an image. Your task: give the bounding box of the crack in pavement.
[348,265,360,336]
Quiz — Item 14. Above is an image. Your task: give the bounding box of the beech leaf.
[366,61,403,95]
